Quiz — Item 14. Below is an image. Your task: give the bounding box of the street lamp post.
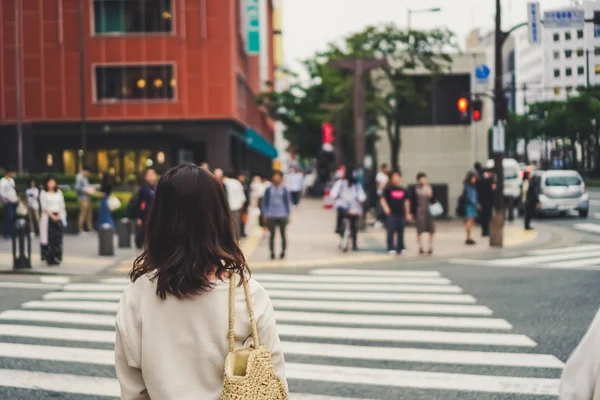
[407,7,442,30]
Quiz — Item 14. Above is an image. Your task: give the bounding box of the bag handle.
[228,272,260,352]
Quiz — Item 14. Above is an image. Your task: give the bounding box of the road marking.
[0,310,115,327]
[39,276,70,284]
[546,257,600,268]
[23,300,118,313]
[0,342,113,365]
[0,282,62,290]
[285,363,558,395]
[310,269,442,277]
[0,369,120,397]
[100,277,130,284]
[529,244,600,255]
[277,325,536,347]
[254,274,451,285]
[574,223,600,234]
[282,341,563,368]
[274,311,512,330]
[62,283,128,292]
[267,290,477,304]
[0,324,114,343]
[44,292,123,301]
[271,299,493,315]
[261,282,463,293]
[487,249,600,266]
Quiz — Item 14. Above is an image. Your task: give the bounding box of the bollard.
[98,223,115,256]
[12,217,31,269]
[117,218,131,248]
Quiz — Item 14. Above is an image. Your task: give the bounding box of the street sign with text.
[493,122,505,153]
[543,8,585,29]
[245,0,260,54]
[527,2,542,44]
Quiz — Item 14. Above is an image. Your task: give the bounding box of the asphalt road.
[0,257,598,400]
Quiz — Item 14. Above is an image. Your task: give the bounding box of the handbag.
[221,273,287,400]
[107,195,121,211]
[429,202,444,217]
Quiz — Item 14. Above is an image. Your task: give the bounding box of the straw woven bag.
[221,273,287,400]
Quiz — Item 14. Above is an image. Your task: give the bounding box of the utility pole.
[15,0,23,174]
[330,58,387,167]
[78,0,87,166]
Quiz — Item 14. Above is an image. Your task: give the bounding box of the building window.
[565,31,572,40]
[579,66,585,75]
[554,33,560,42]
[595,65,600,75]
[577,48,584,57]
[565,49,573,58]
[577,29,584,39]
[566,67,573,77]
[93,0,173,35]
[554,50,560,60]
[554,68,560,78]
[595,47,600,56]
[566,86,573,94]
[94,65,175,101]
[554,87,561,95]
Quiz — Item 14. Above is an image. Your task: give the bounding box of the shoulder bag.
[221,273,287,400]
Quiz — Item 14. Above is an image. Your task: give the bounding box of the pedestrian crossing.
[450,244,600,270]
[0,268,564,399]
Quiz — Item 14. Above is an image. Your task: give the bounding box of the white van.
[485,158,523,202]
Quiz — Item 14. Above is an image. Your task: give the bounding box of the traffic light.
[457,97,469,114]
[472,99,483,121]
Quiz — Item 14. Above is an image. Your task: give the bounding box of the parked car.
[485,158,523,205]
[533,170,589,218]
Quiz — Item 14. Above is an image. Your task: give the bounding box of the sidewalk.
[246,199,539,269]
[0,233,138,275]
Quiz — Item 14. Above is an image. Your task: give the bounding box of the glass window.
[553,33,560,42]
[596,65,600,75]
[596,25,600,38]
[566,67,573,77]
[566,86,573,94]
[578,66,585,75]
[545,176,582,186]
[62,150,77,175]
[595,47,600,55]
[577,48,584,57]
[93,0,173,34]
[554,69,560,77]
[565,31,572,40]
[554,87,561,95]
[577,29,584,39]
[95,65,175,101]
[565,49,573,58]
[553,50,560,60]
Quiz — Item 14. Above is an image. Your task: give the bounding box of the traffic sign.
[527,2,542,44]
[493,122,505,153]
[475,64,490,81]
[543,8,585,29]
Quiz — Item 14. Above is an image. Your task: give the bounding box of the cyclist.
[330,168,367,251]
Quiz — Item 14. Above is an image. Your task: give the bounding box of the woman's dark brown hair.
[130,163,247,299]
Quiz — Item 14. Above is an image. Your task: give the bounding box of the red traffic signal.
[473,110,481,121]
[472,99,483,121]
[457,97,469,113]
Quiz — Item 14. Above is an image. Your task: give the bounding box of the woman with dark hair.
[115,163,287,399]
[39,176,65,265]
[463,171,479,245]
[97,173,115,228]
[330,167,366,251]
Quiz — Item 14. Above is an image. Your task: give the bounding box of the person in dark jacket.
[238,172,250,238]
[134,168,157,249]
[474,162,494,237]
[524,172,538,230]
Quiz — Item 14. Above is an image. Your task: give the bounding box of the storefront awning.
[245,129,278,159]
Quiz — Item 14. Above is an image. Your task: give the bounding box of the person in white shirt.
[375,163,390,227]
[224,174,247,239]
[115,164,287,399]
[25,177,41,236]
[286,168,304,206]
[0,167,19,239]
[39,176,66,266]
[560,308,600,399]
[330,169,367,251]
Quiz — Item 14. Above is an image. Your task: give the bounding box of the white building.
[515,0,600,114]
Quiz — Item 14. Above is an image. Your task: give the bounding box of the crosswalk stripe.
[285,363,558,395]
[0,282,62,290]
[254,274,451,285]
[546,257,600,268]
[100,278,130,284]
[23,301,118,313]
[267,290,476,304]
[63,283,128,292]
[0,342,114,365]
[0,324,114,343]
[0,310,115,327]
[0,369,120,397]
[277,325,536,347]
[39,276,70,284]
[309,269,442,277]
[574,223,600,234]
[44,292,123,301]
[274,311,513,330]
[261,282,463,293]
[271,299,493,315]
[488,249,600,266]
[283,341,562,368]
[290,396,373,400]
[529,244,600,255]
